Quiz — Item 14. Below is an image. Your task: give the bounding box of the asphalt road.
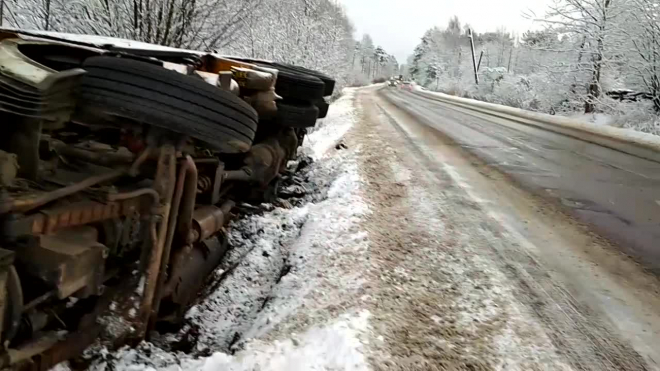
[362,86,660,368]
[381,87,660,274]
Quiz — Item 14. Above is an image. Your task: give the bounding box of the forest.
[408,0,660,134]
[0,0,400,95]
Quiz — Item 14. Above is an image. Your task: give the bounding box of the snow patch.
[569,113,614,127]
[135,276,145,297]
[93,311,371,371]
[49,362,71,371]
[192,311,371,371]
[239,158,368,343]
[303,88,358,160]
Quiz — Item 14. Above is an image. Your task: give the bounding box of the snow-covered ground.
[412,84,660,136]
[568,112,614,126]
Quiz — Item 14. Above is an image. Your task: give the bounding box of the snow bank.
[415,71,660,137]
[303,88,358,160]
[192,311,370,371]
[94,311,370,371]
[415,89,660,163]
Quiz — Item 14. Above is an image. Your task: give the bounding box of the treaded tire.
[272,63,335,97]
[276,101,319,128]
[274,69,325,101]
[316,99,330,119]
[229,57,329,99]
[77,56,258,153]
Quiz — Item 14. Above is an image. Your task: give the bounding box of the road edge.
[413,89,660,164]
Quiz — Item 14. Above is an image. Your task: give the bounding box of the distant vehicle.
[400,81,413,92]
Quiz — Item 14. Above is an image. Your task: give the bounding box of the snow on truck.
[0,29,335,370]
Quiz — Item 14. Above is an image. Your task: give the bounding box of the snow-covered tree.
[544,0,623,112]
[625,0,660,111]
[6,0,262,51]
[409,28,435,80]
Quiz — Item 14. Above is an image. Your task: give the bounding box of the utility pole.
[468,28,479,85]
[477,51,484,72]
[507,48,514,73]
[0,0,4,26]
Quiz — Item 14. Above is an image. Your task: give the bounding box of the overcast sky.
[338,0,552,63]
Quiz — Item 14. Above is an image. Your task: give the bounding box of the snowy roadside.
[74,88,373,371]
[413,85,660,136]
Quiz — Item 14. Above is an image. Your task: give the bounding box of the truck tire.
[276,101,319,128]
[77,56,258,153]
[274,69,325,101]
[272,63,335,97]
[226,57,331,99]
[316,99,330,119]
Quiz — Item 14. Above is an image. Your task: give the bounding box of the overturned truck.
[0,30,335,370]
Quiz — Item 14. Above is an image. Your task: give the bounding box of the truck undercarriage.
[0,29,335,370]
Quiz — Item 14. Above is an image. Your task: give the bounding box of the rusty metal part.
[3,266,24,341]
[0,198,143,238]
[51,140,135,167]
[159,236,228,324]
[199,161,225,205]
[129,146,153,176]
[197,175,213,193]
[0,249,22,345]
[223,127,299,188]
[23,290,55,312]
[280,127,299,162]
[193,158,219,164]
[0,170,123,215]
[138,144,176,338]
[0,146,152,216]
[192,201,235,242]
[0,265,9,345]
[2,269,135,370]
[35,200,135,235]
[159,200,234,318]
[107,188,159,206]
[149,155,197,332]
[22,311,50,337]
[16,226,107,299]
[223,168,252,182]
[218,182,234,200]
[6,265,23,344]
[3,332,63,369]
[176,156,199,244]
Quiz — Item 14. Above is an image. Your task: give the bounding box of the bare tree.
[8,0,262,51]
[626,0,660,111]
[544,0,621,112]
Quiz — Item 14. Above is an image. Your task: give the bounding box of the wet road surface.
[361,86,660,369]
[381,88,660,274]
